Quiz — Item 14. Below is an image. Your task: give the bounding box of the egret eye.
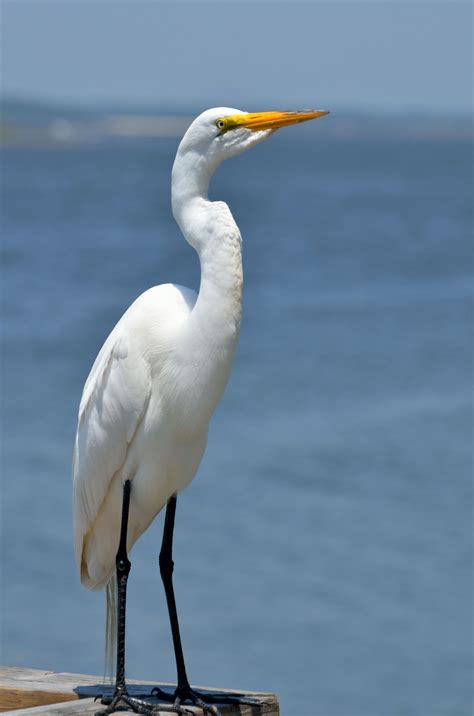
[216,119,226,131]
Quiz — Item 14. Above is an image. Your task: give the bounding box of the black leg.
[159,495,191,693]
[157,495,218,713]
[96,481,171,716]
[154,497,267,715]
[97,486,266,716]
[115,478,132,693]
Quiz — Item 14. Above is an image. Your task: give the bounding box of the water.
[1,130,472,715]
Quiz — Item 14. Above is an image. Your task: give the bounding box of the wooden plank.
[0,667,279,715]
[0,670,57,684]
[0,688,77,714]
[1,698,208,715]
[0,697,276,715]
[0,699,97,716]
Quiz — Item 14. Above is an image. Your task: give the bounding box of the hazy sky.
[1,0,472,112]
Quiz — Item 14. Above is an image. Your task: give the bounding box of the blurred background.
[1,1,472,715]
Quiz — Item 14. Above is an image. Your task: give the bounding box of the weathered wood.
[0,687,77,713]
[0,667,279,715]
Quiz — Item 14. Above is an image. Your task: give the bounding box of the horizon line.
[1,91,473,120]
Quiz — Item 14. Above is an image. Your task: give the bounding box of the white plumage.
[74,283,201,589]
[73,108,255,592]
[72,107,328,678]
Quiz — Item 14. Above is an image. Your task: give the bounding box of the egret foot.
[95,690,157,715]
[151,685,224,715]
[151,685,270,714]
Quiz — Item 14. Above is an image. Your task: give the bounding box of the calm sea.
[1,129,472,715]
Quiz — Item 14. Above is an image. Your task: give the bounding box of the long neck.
[171,149,243,344]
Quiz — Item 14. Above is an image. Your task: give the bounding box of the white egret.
[73,107,328,715]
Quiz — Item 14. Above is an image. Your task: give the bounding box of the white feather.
[73,283,201,590]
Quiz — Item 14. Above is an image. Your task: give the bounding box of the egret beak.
[219,109,329,134]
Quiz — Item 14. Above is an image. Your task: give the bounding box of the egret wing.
[72,325,151,577]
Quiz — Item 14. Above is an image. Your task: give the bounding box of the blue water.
[1,130,472,715]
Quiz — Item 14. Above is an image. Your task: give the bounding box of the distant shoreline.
[1,95,472,146]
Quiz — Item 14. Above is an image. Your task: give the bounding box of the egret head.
[171,106,328,231]
[177,106,329,167]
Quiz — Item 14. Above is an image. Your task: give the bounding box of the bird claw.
[151,686,174,700]
[150,684,270,714]
[149,685,221,715]
[95,690,158,715]
[175,688,222,715]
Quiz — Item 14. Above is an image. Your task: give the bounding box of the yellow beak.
[219,109,329,133]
